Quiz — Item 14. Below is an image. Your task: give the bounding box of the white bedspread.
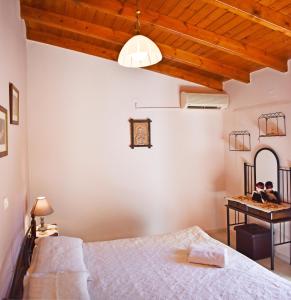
[84,226,291,300]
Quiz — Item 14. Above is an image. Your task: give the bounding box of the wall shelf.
[229,130,251,151]
[258,112,286,138]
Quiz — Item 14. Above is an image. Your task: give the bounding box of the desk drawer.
[228,200,248,211]
[270,209,291,220]
[247,207,291,220]
[248,207,271,220]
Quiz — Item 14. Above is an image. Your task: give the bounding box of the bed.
[20,226,291,299]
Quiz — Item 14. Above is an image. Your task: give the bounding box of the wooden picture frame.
[9,82,19,125]
[0,105,8,157]
[129,118,152,149]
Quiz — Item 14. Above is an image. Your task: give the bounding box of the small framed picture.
[129,118,152,149]
[0,105,8,157]
[9,82,19,125]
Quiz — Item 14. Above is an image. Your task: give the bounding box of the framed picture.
[129,118,152,149]
[9,82,19,125]
[0,105,8,157]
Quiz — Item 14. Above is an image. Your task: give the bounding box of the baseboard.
[206,228,225,235]
[276,250,290,263]
[206,227,236,235]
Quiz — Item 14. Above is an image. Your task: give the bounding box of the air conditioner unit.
[180,91,229,110]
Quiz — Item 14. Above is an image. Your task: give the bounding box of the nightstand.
[36,224,59,238]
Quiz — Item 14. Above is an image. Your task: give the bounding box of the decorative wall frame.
[9,82,19,125]
[129,118,152,149]
[229,130,251,151]
[258,112,286,138]
[0,105,8,157]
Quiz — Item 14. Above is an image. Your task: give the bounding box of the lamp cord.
[135,0,141,34]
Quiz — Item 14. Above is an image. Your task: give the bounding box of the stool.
[234,224,271,260]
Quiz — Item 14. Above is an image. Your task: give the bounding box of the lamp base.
[38,225,48,232]
[38,217,47,232]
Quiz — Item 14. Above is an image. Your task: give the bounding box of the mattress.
[83,226,291,299]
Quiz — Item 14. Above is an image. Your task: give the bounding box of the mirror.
[254,148,279,191]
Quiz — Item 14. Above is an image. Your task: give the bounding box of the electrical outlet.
[3,197,9,210]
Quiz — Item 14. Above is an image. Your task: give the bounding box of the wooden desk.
[226,197,291,270]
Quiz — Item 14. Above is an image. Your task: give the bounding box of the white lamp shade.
[32,196,54,217]
[118,34,162,68]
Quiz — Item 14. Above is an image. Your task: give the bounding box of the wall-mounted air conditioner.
[180,91,229,110]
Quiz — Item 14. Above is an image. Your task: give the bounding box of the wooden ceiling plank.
[197,8,227,29]
[27,29,119,60]
[225,20,253,38]
[27,29,223,90]
[21,5,249,82]
[215,15,245,35]
[178,1,206,22]
[167,0,194,19]
[203,0,291,38]
[188,4,217,26]
[21,5,129,44]
[268,0,291,12]
[158,0,180,16]
[75,0,287,71]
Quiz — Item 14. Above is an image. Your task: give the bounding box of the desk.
[226,197,291,270]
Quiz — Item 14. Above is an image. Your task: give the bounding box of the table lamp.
[31,196,54,232]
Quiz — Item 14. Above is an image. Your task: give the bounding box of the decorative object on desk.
[31,196,54,232]
[0,105,8,158]
[258,112,286,138]
[9,83,19,125]
[118,0,162,68]
[265,181,281,204]
[229,130,251,151]
[129,118,152,149]
[252,182,266,203]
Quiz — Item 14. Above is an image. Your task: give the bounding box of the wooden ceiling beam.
[26,29,223,90]
[145,64,222,90]
[158,44,249,83]
[76,0,287,71]
[21,5,249,82]
[203,0,291,38]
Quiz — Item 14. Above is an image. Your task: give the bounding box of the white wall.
[0,0,28,297]
[224,60,291,261]
[27,41,226,242]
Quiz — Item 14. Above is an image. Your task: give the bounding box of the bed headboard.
[7,216,37,299]
[244,148,291,204]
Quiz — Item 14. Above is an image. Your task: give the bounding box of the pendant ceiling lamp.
[118,0,162,68]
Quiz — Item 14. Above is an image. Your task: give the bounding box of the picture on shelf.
[0,105,8,157]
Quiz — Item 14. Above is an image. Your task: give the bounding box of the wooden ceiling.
[20,0,291,90]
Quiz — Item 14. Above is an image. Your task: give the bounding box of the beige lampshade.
[32,196,54,217]
[118,34,162,68]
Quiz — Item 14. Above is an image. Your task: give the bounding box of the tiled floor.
[208,229,291,282]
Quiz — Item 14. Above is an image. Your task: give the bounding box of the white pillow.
[32,236,88,273]
[25,272,90,300]
[188,244,228,268]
